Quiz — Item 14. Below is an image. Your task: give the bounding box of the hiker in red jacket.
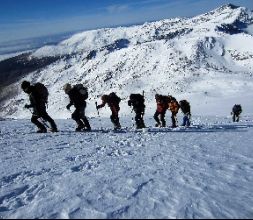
[168,95,180,128]
[154,94,169,127]
[97,92,121,130]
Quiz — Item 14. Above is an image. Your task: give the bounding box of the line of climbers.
[21,81,242,133]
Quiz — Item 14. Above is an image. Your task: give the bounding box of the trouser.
[135,110,145,129]
[110,107,121,128]
[110,114,121,128]
[154,111,166,127]
[31,110,57,131]
[72,106,91,130]
[233,113,240,122]
[171,112,178,127]
[182,113,191,126]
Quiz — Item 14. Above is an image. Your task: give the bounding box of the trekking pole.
[95,101,102,123]
[175,115,178,127]
[39,118,50,128]
[95,102,100,116]
[142,91,145,127]
[131,108,135,128]
[26,106,50,128]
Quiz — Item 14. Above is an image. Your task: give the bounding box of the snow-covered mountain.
[1,4,253,118]
[1,5,253,218]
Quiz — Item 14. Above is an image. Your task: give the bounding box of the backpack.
[168,95,177,103]
[108,92,121,105]
[130,94,145,106]
[161,95,170,106]
[233,104,242,114]
[168,96,179,114]
[34,82,49,104]
[169,101,179,113]
[156,95,169,108]
[179,100,191,114]
[74,84,88,100]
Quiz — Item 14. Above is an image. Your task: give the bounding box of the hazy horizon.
[0,0,252,43]
[0,0,252,55]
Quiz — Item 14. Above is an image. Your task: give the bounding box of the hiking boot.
[141,124,146,129]
[75,127,83,132]
[136,125,143,129]
[37,129,47,133]
[75,122,86,132]
[83,127,91,132]
[113,122,121,129]
[155,123,161,127]
[50,128,59,132]
[114,126,121,130]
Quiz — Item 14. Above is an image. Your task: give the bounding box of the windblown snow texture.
[0,116,253,218]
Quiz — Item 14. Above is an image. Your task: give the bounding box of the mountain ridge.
[0,4,253,118]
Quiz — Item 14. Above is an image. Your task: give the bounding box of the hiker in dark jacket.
[63,83,91,132]
[96,92,121,129]
[232,104,242,122]
[21,80,58,133]
[154,94,169,127]
[179,100,191,127]
[128,93,146,129]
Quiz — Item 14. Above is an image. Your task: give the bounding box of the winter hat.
[63,83,72,93]
[101,95,108,101]
[21,81,31,90]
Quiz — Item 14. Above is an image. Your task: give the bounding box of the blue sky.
[0,0,252,44]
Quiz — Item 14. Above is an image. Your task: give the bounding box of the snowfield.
[1,4,253,219]
[0,116,253,219]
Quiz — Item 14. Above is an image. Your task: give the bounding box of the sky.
[0,0,252,45]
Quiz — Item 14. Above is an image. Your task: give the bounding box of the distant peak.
[226,3,240,9]
[219,3,240,10]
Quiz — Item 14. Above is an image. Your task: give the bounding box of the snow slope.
[1,5,253,218]
[0,116,253,218]
[1,4,253,119]
[0,51,33,62]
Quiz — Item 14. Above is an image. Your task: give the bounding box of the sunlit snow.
[0,4,253,219]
